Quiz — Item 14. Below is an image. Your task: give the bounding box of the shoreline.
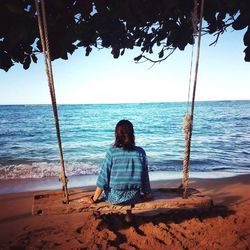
[0,170,249,195]
[0,174,249,249]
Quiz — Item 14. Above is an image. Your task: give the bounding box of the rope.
[187,0,198,113]
[182,113,192,192]
[182,0,204,199]
[187,45,195,112]
[187,0,198,112]
[34,0,69,204]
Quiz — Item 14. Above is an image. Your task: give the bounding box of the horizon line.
[0,99,249,106]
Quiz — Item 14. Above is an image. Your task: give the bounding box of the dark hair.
[113,120,135,151]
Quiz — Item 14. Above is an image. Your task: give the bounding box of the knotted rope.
[182,113,192,195]
[34,0,69,203]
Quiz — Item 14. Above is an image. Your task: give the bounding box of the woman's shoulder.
[111,145,145,151]
[107,146,146,156]
[106,146,122,154]
[134,146,146,155]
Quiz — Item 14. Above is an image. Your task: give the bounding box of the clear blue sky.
[0,28,249,104]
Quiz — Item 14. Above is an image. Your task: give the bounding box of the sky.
[0,28,249,105]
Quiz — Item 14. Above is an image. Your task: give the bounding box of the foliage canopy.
[0,0,250,71]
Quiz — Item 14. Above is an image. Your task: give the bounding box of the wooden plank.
[32,188,213,216]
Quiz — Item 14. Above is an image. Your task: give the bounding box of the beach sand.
[0,174,249,249]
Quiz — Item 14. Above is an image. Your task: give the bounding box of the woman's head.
[114,120,135,151]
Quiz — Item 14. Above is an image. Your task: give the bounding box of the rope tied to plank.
[34,0,69,203]
[181,0,204,199]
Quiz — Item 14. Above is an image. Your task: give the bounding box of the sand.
[0,174,250,250]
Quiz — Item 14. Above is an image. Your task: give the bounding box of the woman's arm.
[92,186,103,202]
[141,152,151,194]
[92,150,112,202]
[96,151,112,189]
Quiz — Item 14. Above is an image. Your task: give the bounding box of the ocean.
[0,101,250,181]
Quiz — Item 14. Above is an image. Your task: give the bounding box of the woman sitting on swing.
[90,120,152,221]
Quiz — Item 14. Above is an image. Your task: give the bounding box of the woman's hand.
[89,195,98,204]
[89,187,103,204]
[143,193,153,200]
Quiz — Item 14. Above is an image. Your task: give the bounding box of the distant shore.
[0,174,249,249]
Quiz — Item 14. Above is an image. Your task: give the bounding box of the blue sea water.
[0,101,249,180]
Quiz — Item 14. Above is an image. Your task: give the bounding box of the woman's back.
[107,146,148,190]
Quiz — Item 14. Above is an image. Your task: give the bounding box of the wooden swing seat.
[32,187,213,216]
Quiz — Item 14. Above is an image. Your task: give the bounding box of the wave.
[0,162,100,180]
[1,161,250,180]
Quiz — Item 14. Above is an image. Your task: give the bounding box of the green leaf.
[136,38,143,46]
[217,12,226,21]
[85,46,92,56]
[243,28,250,46]
[159,49,164,58]
[23,55,31,70]
[111,48,120,59]
[244,46,250,62]
[61,51,68,60]
[0,52,14,72]
[31,54,38,63]
[134,54,142,61]
[67,44,77,55]
[232,15,248,30]
[77,41,83,47]
[121,48,125,56]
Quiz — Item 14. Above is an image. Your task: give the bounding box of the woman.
[90,120,151,221]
